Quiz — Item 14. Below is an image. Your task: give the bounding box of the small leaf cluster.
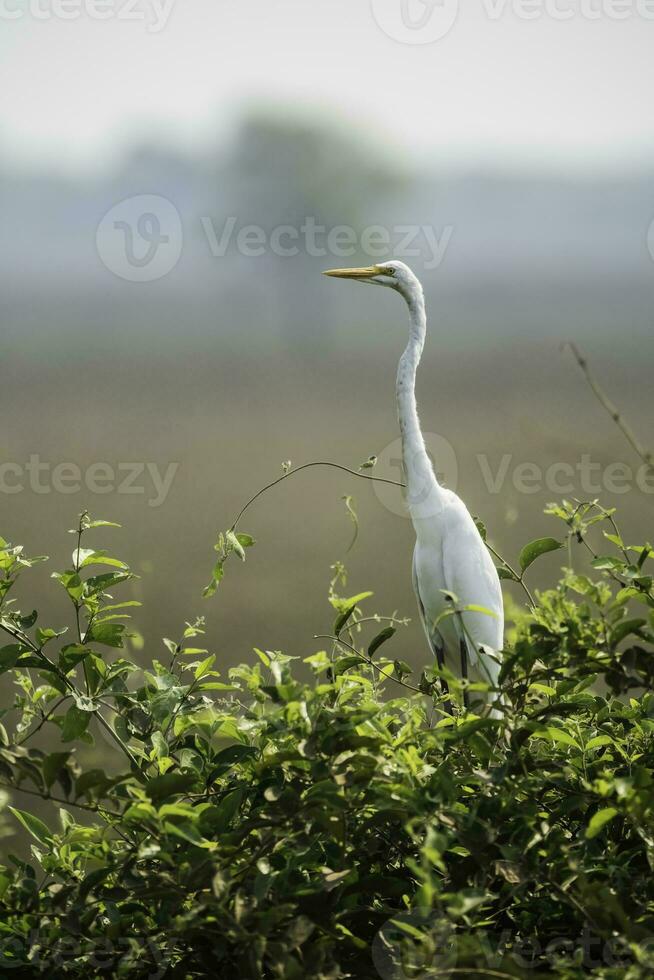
[203,530,255,598]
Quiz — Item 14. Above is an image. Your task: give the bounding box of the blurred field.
[4,321,653,682]
[2,115,654,687]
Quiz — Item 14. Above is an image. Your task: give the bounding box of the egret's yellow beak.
[323,265,383,279]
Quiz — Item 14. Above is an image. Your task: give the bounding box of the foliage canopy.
[1,500,653,978]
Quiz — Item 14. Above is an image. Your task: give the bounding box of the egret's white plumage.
[324,260,504,713]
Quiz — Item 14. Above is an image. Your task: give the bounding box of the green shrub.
[0,500,653,978]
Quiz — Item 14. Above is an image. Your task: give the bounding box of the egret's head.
[323,260,420,297]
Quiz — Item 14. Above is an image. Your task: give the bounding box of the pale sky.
[1,0,652,174]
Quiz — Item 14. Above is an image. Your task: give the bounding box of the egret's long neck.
[396,287,443,523]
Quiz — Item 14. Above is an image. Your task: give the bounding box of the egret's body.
[325,261,504,713]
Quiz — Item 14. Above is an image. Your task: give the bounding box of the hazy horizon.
[1,0,653,176]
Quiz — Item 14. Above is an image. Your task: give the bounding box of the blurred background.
[1,0,653,682]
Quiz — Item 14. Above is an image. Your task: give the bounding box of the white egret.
[324,261,504,714]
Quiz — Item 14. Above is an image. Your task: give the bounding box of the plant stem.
[565,341,654,473]
[314,633,425,695]
[229,460,404,532]
[95,712,141,770]
[0,779,121,819]
[73,513,92,695]
[485,542,535,608]
[16,696,70,745]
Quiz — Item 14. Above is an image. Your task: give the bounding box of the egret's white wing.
[440,497,504,685]
[412,549,446,667]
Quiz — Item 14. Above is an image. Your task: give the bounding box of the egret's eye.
[384,268,395,277]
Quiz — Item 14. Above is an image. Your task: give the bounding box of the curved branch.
[229,461,404,532]
[228,460,530,608]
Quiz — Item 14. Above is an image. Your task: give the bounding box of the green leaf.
[226,530,245,561]
[334,605,357,636]
[36,627,67,647]
[43,752,71,790]
[75,768,111,798]
[101,601,141,613]
[367,626,396,658]
[342,495,359,554]
[59,643,92,673]
[528,682,556,696]
[586,807,619,839]
[61,705,92,742]
[206,746,258,785]
[79,867,112,901]
[533,727,581,751]
[194,654,216,680]
[86,623,125,648]
[333,592,374,636]
[77,550,128,570]
[203,560,225,598]
[202,789,244,833]
[473,516,487,541]
[72,547,95,566]
[163,820,207,847]
[334,655,364,676]
[51,570,85,602]
[9,807,54,844]
[461,603,499,620]
[519,538,563,573]
[85,571,131,595]
[73,694,97,712]
[585,735,614,751]
[150,731,168,759]
[611,619,646,645]
[332,591,373,613]
[146,772,197,803]
[591,556,627,572]
[0,644,24,672]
